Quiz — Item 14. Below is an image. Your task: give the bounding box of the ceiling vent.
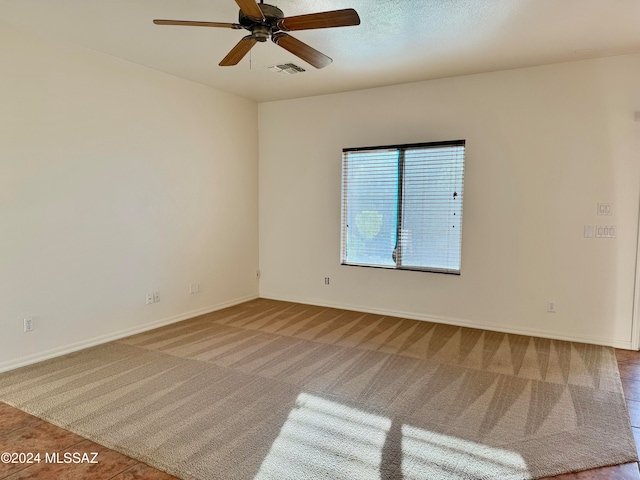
[267,63,306,75]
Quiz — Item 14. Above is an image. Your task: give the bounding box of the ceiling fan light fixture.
[252,25,271,41]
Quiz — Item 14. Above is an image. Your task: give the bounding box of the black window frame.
[341,139,465,275]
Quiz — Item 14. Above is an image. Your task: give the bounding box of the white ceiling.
[2,0,640,102]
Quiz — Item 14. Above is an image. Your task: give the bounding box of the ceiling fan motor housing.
[239,3,284,42]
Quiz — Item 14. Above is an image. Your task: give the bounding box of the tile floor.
[1,349,639,479]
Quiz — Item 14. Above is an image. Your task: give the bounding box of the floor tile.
[0,403,171,480]
[627,400,640,428]
[0,418,84,453]
[2,439,137,479]
[544,462,640,479]
[0,404,42,435]
[0,419,85,478]
[620,362,640,380]
[623,378,640,402]
[617,350,640,363]
[633,428,640,457]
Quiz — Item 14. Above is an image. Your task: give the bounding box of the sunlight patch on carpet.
[255,392,528,480]
[255,393,391,479]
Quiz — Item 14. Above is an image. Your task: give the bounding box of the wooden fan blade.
[219,36,257,66]
[277,8,360,31]
[235,0,264,20]
[272,33,332,69]
[154,19,242,29]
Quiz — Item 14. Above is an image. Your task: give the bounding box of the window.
[341,140,465,274]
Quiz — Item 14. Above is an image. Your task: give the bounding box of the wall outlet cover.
[24,316,34,332]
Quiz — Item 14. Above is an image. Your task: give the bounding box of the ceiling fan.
[153,0,361,69]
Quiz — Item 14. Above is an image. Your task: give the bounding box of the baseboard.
[260,292,633,350]
[0,294,258,373]
[2,291,630,374]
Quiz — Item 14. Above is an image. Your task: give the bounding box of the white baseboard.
[1,291,631,374]
[260,292,633,350]
[0,294,258,373]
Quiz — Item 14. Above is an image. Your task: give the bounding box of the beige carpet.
[0,299,637,479]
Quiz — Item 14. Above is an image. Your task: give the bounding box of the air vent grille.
[267,63,306,75]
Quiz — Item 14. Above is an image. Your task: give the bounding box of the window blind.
[341,140,465,274]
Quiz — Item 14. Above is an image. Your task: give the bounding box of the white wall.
[0,23,259,370]
[2,23,638,371]
[259,54,640,348]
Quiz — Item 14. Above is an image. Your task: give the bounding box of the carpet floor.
[0,299,637,479]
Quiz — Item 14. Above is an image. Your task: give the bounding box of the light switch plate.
[595,225,616,238]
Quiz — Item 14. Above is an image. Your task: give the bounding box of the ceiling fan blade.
[277,8,360,31]
[219,36,258,66]
[272,32,332,69]
[235,0,264,21]
[154,19,242,29]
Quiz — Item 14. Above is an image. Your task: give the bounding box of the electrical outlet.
[547,301,556,313]
[146,293,154,305]
[324,277,330,285]
[190,283,200,294]
[597,203,613,215]
[23,316,34,332]
[153,291,160,303]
